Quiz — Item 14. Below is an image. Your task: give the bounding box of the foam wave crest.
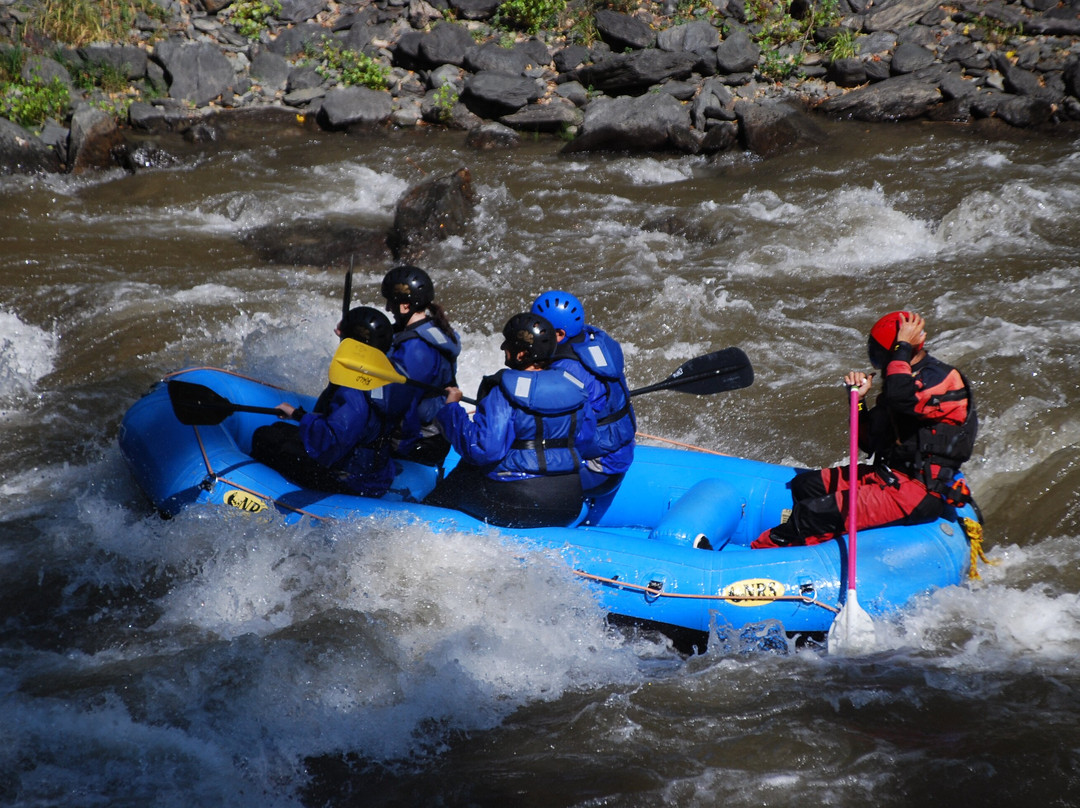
[0,308,58,404]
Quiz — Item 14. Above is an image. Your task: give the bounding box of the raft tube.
[119,368,979,639]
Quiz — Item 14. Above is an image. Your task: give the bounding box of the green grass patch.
[306,37,390,90]
[495,0,567,34]
[31,0,169,46]
[227,0,282,39]
[0,76,71,129]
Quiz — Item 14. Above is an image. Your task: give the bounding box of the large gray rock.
[563,50,698,96]
[939,70,978,100]
[891,42,936,74]
[418,22,474,69]
[561,92,692,153]
[735,99,827,158]
[819,74,941,121]
[449,0,501,19]
[466,122,521,149]
[461,71,541,117]
[266,22,326,57]
[20,55,73,88]
[465,42,531,75]
[242,221,391,266]
[79,44,148,79]
[421,91,483,129]
[715,28,760,74]
[127,101,202,132]
[0,118,62,175]
[594,10,655,51]
[516,39,551,67]
[250,49,290,92]
[318,86,393,129]
[554,45,591,72]
[279,0,326,22]
[155,40,235,106]
[827,57,867,87]
[657,20,720,53]
[972,91,1054,127]
[862,0,940,32]
[389,167,476,260]
[500,97,583,132]
[994,53,1060,103]
[1065,58,1080,98]
[68,105,125,174]
[287,65,324,92]
[692,76,736,129]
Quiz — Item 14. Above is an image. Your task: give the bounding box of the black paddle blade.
[629,347,754,398]
[666,347,753,395]
[342,264,353,321]
[167,379,237,425]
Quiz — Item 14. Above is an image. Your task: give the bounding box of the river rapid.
[2,119,1079,807]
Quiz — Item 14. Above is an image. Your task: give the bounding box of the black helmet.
[381,265,434,312]
[501,312,556,366]
[340,306,393,353]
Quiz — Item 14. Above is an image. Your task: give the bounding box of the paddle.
[827,386,876,655]
[342,261,353,321]
[627,347,753,397]
[329,338,478,404]
[167,379,286,426]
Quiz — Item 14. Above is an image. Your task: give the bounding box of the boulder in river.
[735,99,828,158]
[388,167,476,261]
[0,118,62,175]
[561,92,692,153]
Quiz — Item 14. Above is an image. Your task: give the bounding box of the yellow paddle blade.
[328,338,407,390]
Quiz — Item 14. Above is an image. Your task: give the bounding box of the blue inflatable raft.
[118,367,981,642]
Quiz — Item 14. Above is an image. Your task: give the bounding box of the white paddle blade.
[827,589,876,656]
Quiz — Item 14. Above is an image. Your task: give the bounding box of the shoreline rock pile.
[2,0,1080,174]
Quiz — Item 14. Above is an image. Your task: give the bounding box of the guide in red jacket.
[753,311,977,549]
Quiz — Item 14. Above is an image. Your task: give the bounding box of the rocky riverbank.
[2,0,1080,174]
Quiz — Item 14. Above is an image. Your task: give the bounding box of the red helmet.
[867,311,924,368]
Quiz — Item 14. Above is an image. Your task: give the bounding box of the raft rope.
[571,569,840,614]
[168,367,331,522]
[961,516,998,580]
[166,368,968,606]
[635,431,731,456]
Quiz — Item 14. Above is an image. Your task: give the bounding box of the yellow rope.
[961,517,998,580]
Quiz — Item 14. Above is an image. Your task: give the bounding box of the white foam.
[871,539,1080,670]
[0,308,58,405]
[615,156,699,185]
[144,511,644,760]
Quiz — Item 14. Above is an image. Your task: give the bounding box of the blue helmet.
[531,290,584,339]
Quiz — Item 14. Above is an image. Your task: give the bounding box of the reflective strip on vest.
[513,375,532,399]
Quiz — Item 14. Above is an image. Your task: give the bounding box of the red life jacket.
[873,355,978,482]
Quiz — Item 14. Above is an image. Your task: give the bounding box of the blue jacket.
[436,367,598,481]
[387,318,461,448]
[298,383,393,496]
[552,325,635,475]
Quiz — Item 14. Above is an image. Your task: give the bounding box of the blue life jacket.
[299,383,394,496]
[553,325,635,474]
[387,318,461,442]
[437,367,597,482]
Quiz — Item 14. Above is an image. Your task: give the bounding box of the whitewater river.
[2,118,1079,807]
